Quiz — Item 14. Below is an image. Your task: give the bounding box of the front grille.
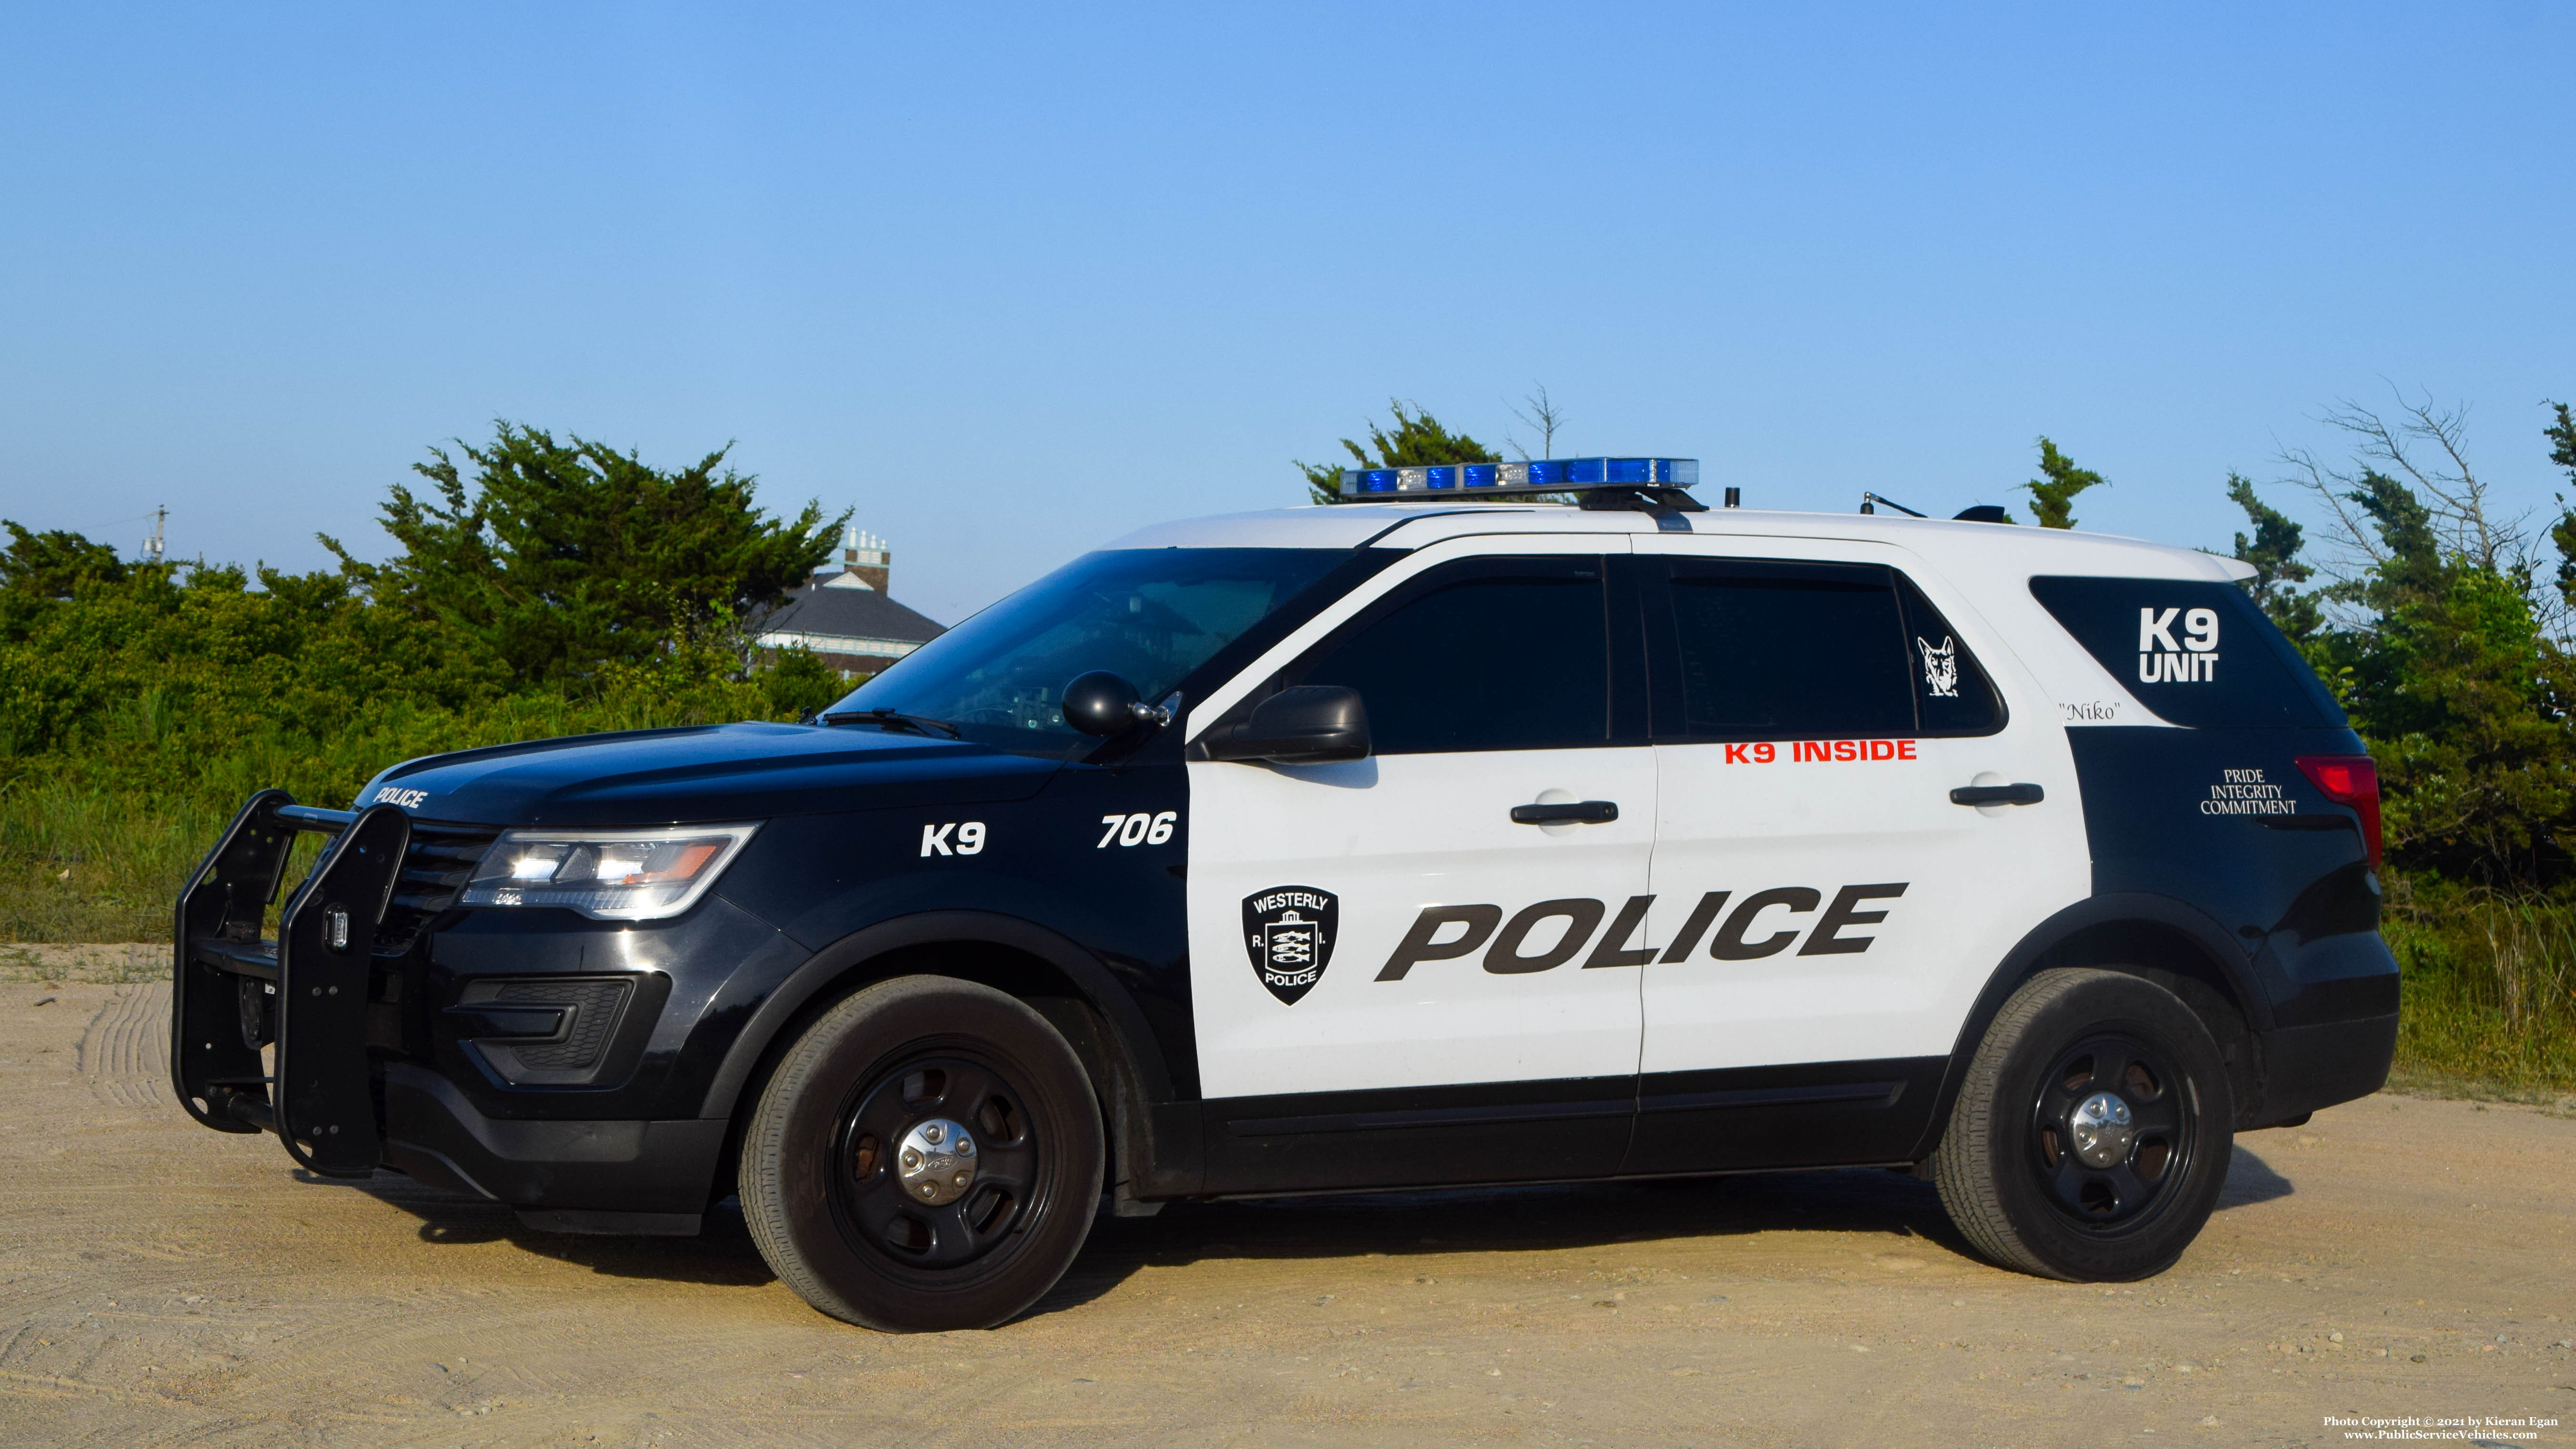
[378,818,503,954]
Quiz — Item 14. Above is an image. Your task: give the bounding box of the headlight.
[459,824,759,920]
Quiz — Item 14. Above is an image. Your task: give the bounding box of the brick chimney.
[830,524,891,593]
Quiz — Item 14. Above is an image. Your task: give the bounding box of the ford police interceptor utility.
[171,460,2396,1331]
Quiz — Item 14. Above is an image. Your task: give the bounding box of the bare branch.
[2273,438,2384,570]
[1507,384,1565,460]
[2321,384,2531,573]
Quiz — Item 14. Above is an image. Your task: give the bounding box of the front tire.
[1931,968,2233,1281]
[739,975,1105,1330]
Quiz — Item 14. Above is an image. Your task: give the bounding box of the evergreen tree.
[2021,437,2107,529]
[2308,468,2576,889]
[1298,402,1499,505]
[328,423,842,686]
[2546,402,2576,610]
[2224,473,2322,642]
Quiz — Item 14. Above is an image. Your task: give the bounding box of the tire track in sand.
[79,983,171,1109]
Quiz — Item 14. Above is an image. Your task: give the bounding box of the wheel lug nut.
[924,1125,943,1145]
[953,1171,970,1186]
[957,1137,974,1157]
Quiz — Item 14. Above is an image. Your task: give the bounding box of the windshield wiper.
[820,707,963,739]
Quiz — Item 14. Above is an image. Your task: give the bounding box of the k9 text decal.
[1722,739,1919,764]
[1374,884,1909,981]
[919,821,987,856]
[2139,605,2219,683]
[1098,811,1178,848]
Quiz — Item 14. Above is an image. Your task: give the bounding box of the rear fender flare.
[1905,892,2269,1159]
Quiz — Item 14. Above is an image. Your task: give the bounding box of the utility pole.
[143,506,165,564]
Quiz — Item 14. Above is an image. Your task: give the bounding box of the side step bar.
[171,791,411,1178]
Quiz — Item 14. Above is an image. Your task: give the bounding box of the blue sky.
[2,5,2571,624]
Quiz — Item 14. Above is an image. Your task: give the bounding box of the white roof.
[1101,502,2253,584]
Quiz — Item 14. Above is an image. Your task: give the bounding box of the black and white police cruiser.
[172,458,2396,1331]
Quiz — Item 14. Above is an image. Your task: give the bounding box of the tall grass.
[2383,892,2576,1094]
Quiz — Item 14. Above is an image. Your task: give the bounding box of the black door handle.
[1511,800,1619,825]
[1951,783,2045,807]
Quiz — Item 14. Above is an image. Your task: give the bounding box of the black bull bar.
[171,790,411,1178]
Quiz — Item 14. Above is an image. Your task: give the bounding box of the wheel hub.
[2067,1091,2135,1167]
[896,1117,978,1205]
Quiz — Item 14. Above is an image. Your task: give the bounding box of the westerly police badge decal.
[1242,886,1337,1005]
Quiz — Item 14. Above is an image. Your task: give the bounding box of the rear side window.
[2028,575,2341,728]
[1654,559,2003,740]
[1293,557,1610,754]
[1896,573,2004,735]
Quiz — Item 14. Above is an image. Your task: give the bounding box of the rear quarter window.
[2027,575,2343,729]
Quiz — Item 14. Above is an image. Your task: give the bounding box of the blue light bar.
[1339,457,1699,498]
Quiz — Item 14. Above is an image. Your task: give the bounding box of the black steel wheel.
[740,976,1104,1331]
[832,1053,1041,1268]
[1931,968,2233,1281]
[2029,1033,2194,1227]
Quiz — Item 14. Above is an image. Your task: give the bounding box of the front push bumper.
[172,790,409,1177]
[174,790,736,1233]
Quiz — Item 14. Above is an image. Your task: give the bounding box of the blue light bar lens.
[1339,457,1700,497]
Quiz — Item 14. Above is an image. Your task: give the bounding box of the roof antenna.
[1858,492,1925,518]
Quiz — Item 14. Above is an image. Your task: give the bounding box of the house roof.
[756,576,946,645]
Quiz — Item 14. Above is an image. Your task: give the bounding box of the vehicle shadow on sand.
[324,1171,782,1288]
[1036,1143,2298,1317]
[318,1143,2300,1308]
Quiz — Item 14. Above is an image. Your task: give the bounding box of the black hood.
[353,722,1061,828]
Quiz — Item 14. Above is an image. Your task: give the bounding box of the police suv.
[172,460,2396,1332]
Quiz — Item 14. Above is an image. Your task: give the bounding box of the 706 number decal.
[1098,811,1178,848]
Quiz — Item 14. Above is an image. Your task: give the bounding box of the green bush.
[0,426,839,942]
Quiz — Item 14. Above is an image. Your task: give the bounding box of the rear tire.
[1931,968,2233,1281]
[739,975,1104,1330]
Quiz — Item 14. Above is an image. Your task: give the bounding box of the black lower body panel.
[1200,1075,1634,1195]
[2253,1014,2397,1125]
[1621,1057,1944,1176]
[381,1064,727,1226]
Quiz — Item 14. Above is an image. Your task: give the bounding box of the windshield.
[825,548,1351,754]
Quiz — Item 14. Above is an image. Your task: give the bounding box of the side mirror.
[1062,671,1144,737]
[1201,686,1371,765]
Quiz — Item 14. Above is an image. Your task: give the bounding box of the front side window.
[1288,556,1610,754]
[828,548,1351,754]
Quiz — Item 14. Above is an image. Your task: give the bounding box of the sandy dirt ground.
[2,975,2572,1448]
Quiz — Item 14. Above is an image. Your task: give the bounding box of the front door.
[1184,542,1654,1190]
[1625,539,2089,1173]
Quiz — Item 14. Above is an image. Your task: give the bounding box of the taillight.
[2294,755,2382,870]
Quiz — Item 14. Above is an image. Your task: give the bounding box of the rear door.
[1184,537,1654,1189]
[1625,537,2088,1172]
